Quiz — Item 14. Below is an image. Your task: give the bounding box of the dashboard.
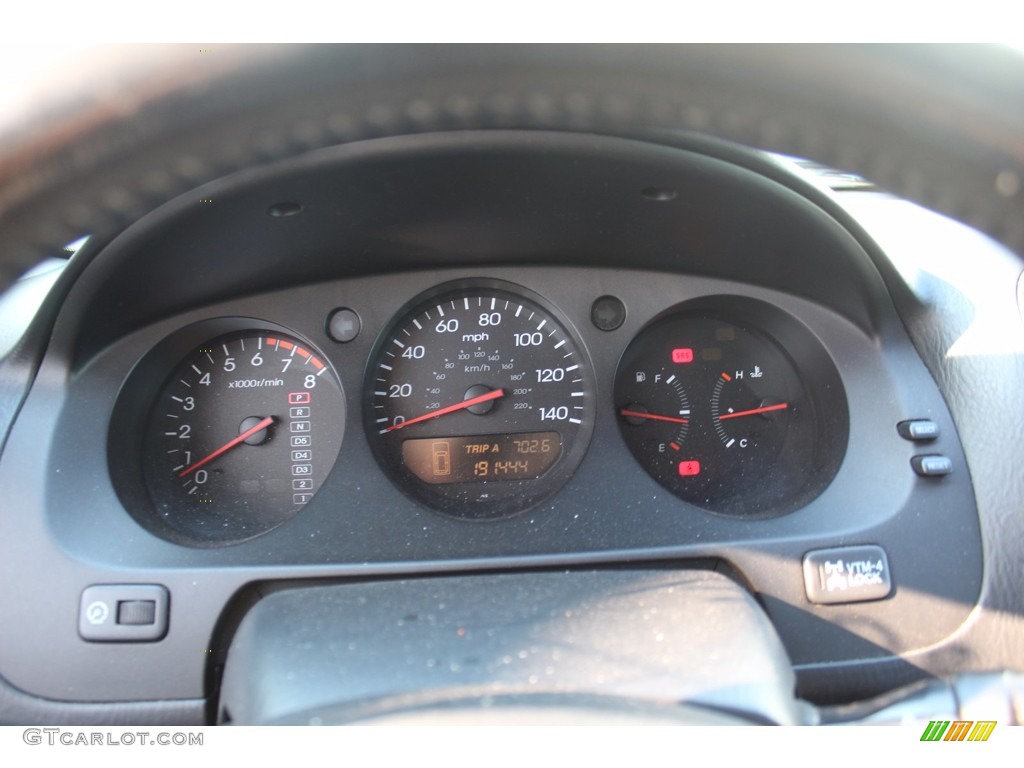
[0,125,1006,723]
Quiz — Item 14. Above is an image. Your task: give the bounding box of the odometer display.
[364,282,594,519]
[402,431,561,485]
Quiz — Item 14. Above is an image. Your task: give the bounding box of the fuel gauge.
[614,302,848,517]
[617,368,695,480]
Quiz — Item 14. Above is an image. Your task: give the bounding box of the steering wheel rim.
[1,44,1023,291]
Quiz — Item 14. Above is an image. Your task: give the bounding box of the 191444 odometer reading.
[401,431,560,485]
[364,282,595,520]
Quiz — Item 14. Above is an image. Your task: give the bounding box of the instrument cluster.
[109,276,848,546]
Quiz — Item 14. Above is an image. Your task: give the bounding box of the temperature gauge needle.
[717,403,789,421]
[619,408,689,425]
[178,416,276,478]
[385,388,505,433]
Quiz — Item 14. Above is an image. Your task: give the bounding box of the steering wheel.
[2,45,1022,289]
[1,44,1023,722]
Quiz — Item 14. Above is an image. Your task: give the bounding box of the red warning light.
[678,460,701,477]
[671,348,694,364]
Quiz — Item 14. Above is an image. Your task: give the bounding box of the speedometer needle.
[385,388,505,432]
[619,409,689,425]
[178,416,276,478]
[717,403,789,421]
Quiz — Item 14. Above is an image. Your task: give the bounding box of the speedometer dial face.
[141,331,344,544]
[365,281,595,520]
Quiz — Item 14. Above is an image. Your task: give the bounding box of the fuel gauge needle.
[178,416,275,478]
[619,409,689,425]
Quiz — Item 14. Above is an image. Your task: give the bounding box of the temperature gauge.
[711,370,790,451]
[614,304,848,517]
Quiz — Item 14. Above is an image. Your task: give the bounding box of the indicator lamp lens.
[678,460,701,476]
[671,348,694,363]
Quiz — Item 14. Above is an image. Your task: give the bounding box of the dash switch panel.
[802,546,892,605]
[78,584,169,642]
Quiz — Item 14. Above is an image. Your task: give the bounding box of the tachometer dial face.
[141,331,344,543]
[614,308,847,517]
[365,281,595,519]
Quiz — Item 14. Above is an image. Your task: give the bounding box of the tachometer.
[364,281,595,519]
[140,331,345,544]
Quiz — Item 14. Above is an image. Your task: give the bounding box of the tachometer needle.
[619,408,689,425]
[385,388,505,432]
[178,416,276,478]
[717,403,789,421]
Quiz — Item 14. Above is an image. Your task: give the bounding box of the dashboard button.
[79,585,169,642]
[591,295,626,331]
[117,600,157,626]
[898,419,940,441]
[911,454,954,477]
[326,307,361,343]
[803,546,892,605]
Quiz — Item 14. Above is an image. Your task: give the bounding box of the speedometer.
[364,281,595,520]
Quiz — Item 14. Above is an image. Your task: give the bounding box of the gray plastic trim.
[0,677,203,726]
